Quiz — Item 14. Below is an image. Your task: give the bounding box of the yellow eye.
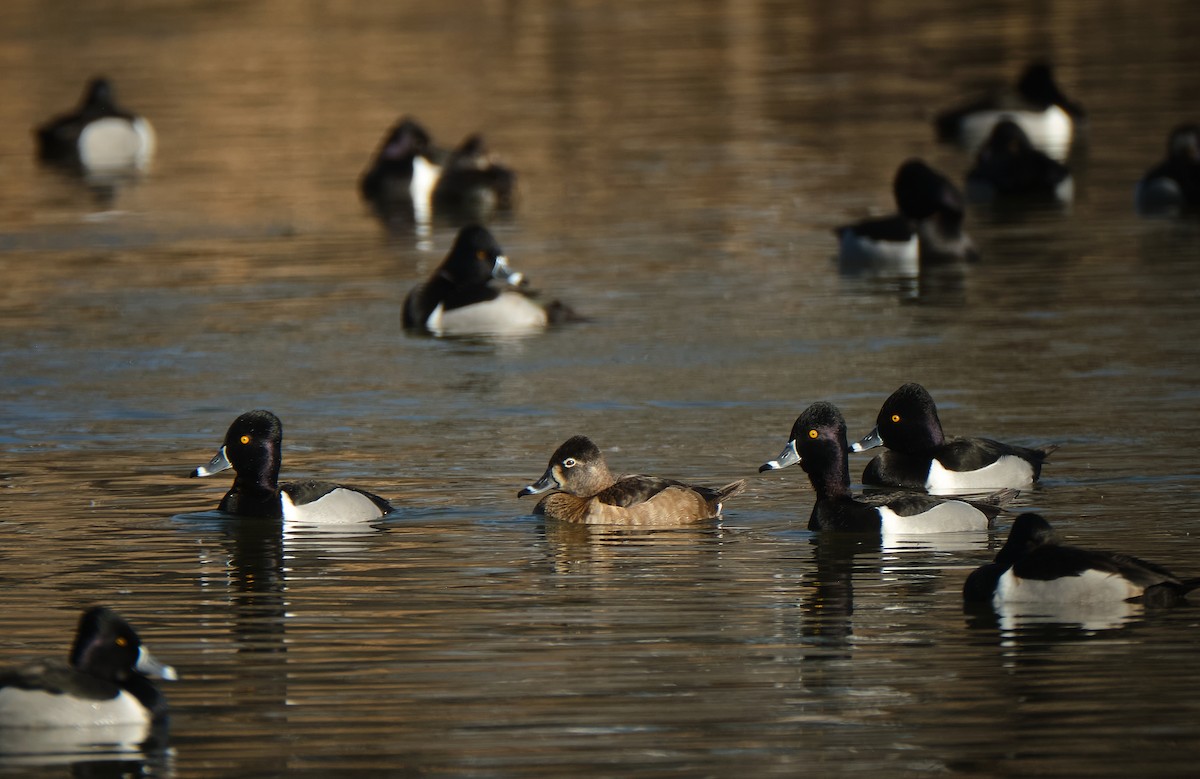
[808,429,818,439]
[240,435,251,444]
[115,637,128,648]
[891,414,900,423]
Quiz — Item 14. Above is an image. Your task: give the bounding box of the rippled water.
[2,1,1200,776]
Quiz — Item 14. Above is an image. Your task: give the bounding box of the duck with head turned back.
[1135,123,1200,213]
[191,410,393,522]
[760,401,1012,533]
[36,77,156,173]
[935,61,1084,161]
[518,435,745,525]
[403,225,577,336]
[964,513,1200,607]
[0,606,176,730]
[965,119,1074,203]
[851,383,1056,495]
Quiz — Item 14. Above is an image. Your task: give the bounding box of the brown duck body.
[520,435,745,526]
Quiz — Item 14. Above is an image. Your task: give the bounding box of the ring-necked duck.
[191,410,393,522]
[360,117,445,223]
[965,120,1074,203]
[432,133,516,220]
[837,158,978,276]
[935,62,1084,161]
[759,401,1012,533]
[0,606,176,729]
[851,383,1056,494]
[518,435,745,525]
[403,225,575,336]
[963,513,1200,607]
[1135,123,1200,213]
[35,77,156,172]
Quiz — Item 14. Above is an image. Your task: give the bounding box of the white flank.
[877,501,988,534]
[430,292,548,337]
[0,687,147,728]
[78,117,155,171]
[959,105,1073,161]
[994,568,1143,605]
[409,155,442,225]
[838,232,919,278]
[926,456,1034,494]
[281,488,385,524]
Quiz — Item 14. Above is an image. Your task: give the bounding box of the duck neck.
[805,449,852,500]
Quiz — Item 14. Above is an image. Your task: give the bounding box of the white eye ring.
[563,457,577,468]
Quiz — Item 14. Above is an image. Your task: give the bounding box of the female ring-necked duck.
[851,383,1056,495]
[1134,123,1200,213]
[963,513,1200,607]
[518,435,745,525]
[35,77,156,172]
[759,401,1012,533]
[965,119,1074,203]
[934,62,1084,161]
[836,158,978,277]
[0,606,176,729]
[403,225,576,336]
[191,410,393,522]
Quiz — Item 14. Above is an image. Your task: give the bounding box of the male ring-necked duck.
[191,410,393,522]
[432,133,517,221]
[360,117,445,223]
[963,513,1200,607]
[836,158,978,276]
[759,401,1012,533]
[35,77,156,172]
[1134,123,1200,213]
[518,435,745,525]
[935,62,1084,161]
[851,383,1056,495]
[403,225,575,336]
[965,119,1074,203]
[0,606,176,729]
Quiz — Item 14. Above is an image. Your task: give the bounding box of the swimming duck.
[935,61,1084,161]
[518,435,745,525]
[965,119,1074,203]
[360,117,445,222]
[837,158,978,276]
[191,410,393,522]
[432,133,517,220]
[963,513,1200,607]
[35,77,156,172]
[759,401,1010,533]
[851,383,1056,494]
[1134,123,1200,213]
[403,225,573,336]
[0,606,176,729]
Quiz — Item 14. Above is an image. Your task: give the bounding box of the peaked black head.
[783,402,852,497]
[1015,62,1065,108]
[874,382,945,451]
[893,159,964,221]
[379,117,433,161]
[994,512,1057,567]
[1167,124,1200,162]
[82,77,117,112]
[69,607,144,681]
[437,225,516,286]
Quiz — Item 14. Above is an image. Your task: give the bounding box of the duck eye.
[476,250,488,261]
[115,637,128,648]
[891,414,901,423]
[808,429,818,439]
[239,435,251,444]
[562,457,577,468]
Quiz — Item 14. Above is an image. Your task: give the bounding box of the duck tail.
[1036,443,1060,459]
[715,480,747,502]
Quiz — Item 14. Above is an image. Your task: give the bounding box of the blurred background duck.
[35,77,155,174]
[1135,123,1200,214]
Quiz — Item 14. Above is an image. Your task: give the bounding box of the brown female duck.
[518,435,745,526]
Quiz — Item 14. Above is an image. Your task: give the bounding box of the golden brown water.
[2,1,1200,776]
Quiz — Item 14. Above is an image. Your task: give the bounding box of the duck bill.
[517,469,558,497]
[759,440,801,472]
[191,445,232,478]
[850,426,884,453]
[136,646,178,682]
[492,255,525,287]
